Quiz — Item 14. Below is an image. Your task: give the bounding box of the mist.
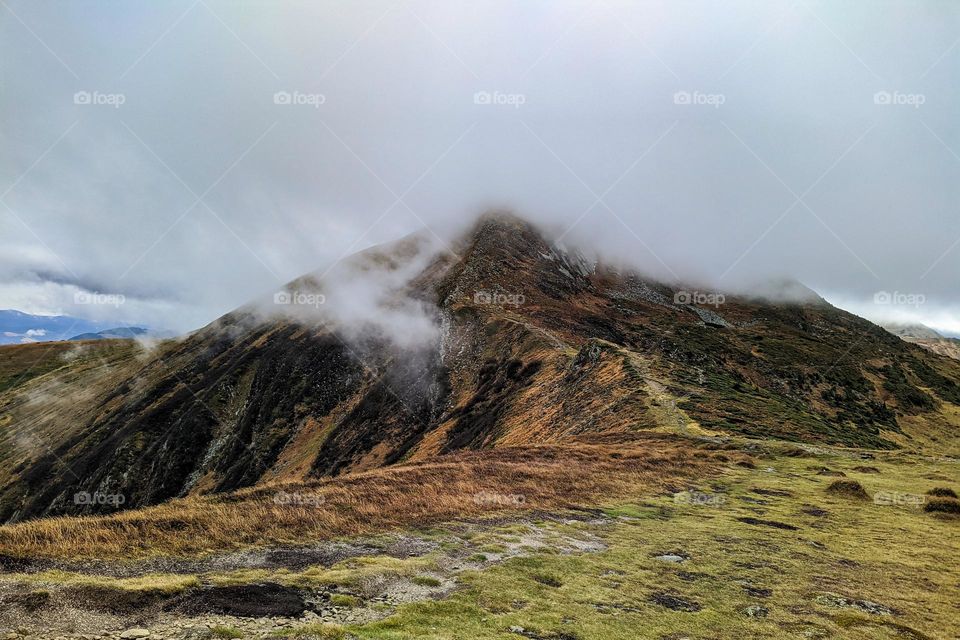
[2,1,958,335]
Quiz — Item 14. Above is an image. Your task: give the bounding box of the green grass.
[271,623,345,639]
[344,451,958,639]
[412,575,442,587]
[330,593,360,608]
[211,627,244,639]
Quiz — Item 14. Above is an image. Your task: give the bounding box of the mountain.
[882,322,944,340]
[1,214,958,523]
[0,310,112,345]
[884,322,960,361]
[68,326,149,341]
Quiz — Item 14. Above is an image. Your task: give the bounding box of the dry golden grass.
[0,434,740,560]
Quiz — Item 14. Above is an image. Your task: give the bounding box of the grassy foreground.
[313,450,958,640]
[0,439,956,639]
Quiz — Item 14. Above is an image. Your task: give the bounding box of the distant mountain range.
[0,310,159,345]
[883,322,960,361]
[68,327,151,341]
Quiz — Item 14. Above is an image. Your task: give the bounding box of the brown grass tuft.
[923,497,960,514]
[852,466,881,474]
[825,480,869,500]
[0,435,742,560]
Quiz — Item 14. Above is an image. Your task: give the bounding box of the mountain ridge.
[0,213,958,523]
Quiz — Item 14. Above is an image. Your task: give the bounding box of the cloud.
[256,232,446,349]
[1,0,957,334]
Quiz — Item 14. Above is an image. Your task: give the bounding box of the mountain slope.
[1,214,959,523]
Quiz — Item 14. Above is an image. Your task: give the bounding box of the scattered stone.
[743,605,769,617]
[814,592,894,615]
[119,630,150,639]
[654,554,686,563]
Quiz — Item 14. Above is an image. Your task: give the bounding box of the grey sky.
[2,1,958,335]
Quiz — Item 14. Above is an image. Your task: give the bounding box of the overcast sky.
[2,1,959,335]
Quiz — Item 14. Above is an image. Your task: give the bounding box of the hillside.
[1,215,959,525]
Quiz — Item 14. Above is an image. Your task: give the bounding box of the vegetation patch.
[0,435,735,560]
[825,480,869,500]
[923,497,960,515]
[852,466,881,474]
[531,572,563,588]
[329,593,359,608]
[411,575,442,587]
[649,591,702,612]
[271,623,345,639]
[736,516,799,530]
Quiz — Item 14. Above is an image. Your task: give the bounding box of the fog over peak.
[2,1,958,336]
